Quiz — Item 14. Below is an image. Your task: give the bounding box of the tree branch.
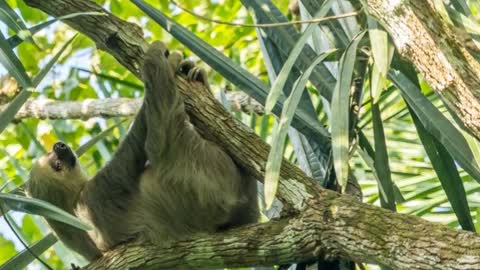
[362,0,480,140]
[85,191,480,270]
[1,92,263,120]
[22,0,480,269]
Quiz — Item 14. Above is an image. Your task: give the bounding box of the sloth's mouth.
[48,142,76,171]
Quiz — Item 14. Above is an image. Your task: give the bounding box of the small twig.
[170,0,359,28]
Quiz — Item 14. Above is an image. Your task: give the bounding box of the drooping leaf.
[264,0,334,113]
[0,89,30,134]
[255,18,330,183]
[371,101,397,211]
[264,50,335,208]
[409,105,475,231]
[331,30,365,191]
[389,63,480,184]
[0,193,90,231]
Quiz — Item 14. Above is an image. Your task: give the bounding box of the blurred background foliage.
[0,0,480,269]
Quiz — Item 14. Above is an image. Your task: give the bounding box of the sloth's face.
[30,141,86,183]
[47,141,76,172]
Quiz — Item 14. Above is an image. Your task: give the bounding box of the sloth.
[27,41,259,261]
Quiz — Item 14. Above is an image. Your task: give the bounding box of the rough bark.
[21,0,480,269]
[85,192,480,270]
[362,0,480,140]
[0,92,263,120]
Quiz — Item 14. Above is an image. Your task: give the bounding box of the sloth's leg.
[142,41,187,164]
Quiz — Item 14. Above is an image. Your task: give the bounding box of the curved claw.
[177,60,210,90]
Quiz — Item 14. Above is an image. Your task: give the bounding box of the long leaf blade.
[264,50,334,208]
[389,66,480,183]
[0,193,91,231]
[0,233,57,270]
[331,30,365,191]
[409,105,475,231]
[371,101,396,211]
[0,31,31,88]
[264,0,334,113]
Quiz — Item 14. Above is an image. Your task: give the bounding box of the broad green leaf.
[0,193,91,231]
[264,0,334,113]
[264,50,334,209]
[357,148,388,200]
[0,233,57,270]
[465,132,480,168]
[368,18,389,74]
[331,31,365,191]
[0,236,16,265]
[389,67,480,184]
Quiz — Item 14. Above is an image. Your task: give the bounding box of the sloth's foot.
[177,60,211,91]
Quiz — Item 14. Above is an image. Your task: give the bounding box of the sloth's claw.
[177,60,210,90]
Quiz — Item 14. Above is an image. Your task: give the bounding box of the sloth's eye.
[53,160,62,172]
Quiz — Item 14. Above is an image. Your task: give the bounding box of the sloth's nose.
[53,142,67,152]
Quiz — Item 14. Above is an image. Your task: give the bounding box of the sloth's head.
[28,142,88,203]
